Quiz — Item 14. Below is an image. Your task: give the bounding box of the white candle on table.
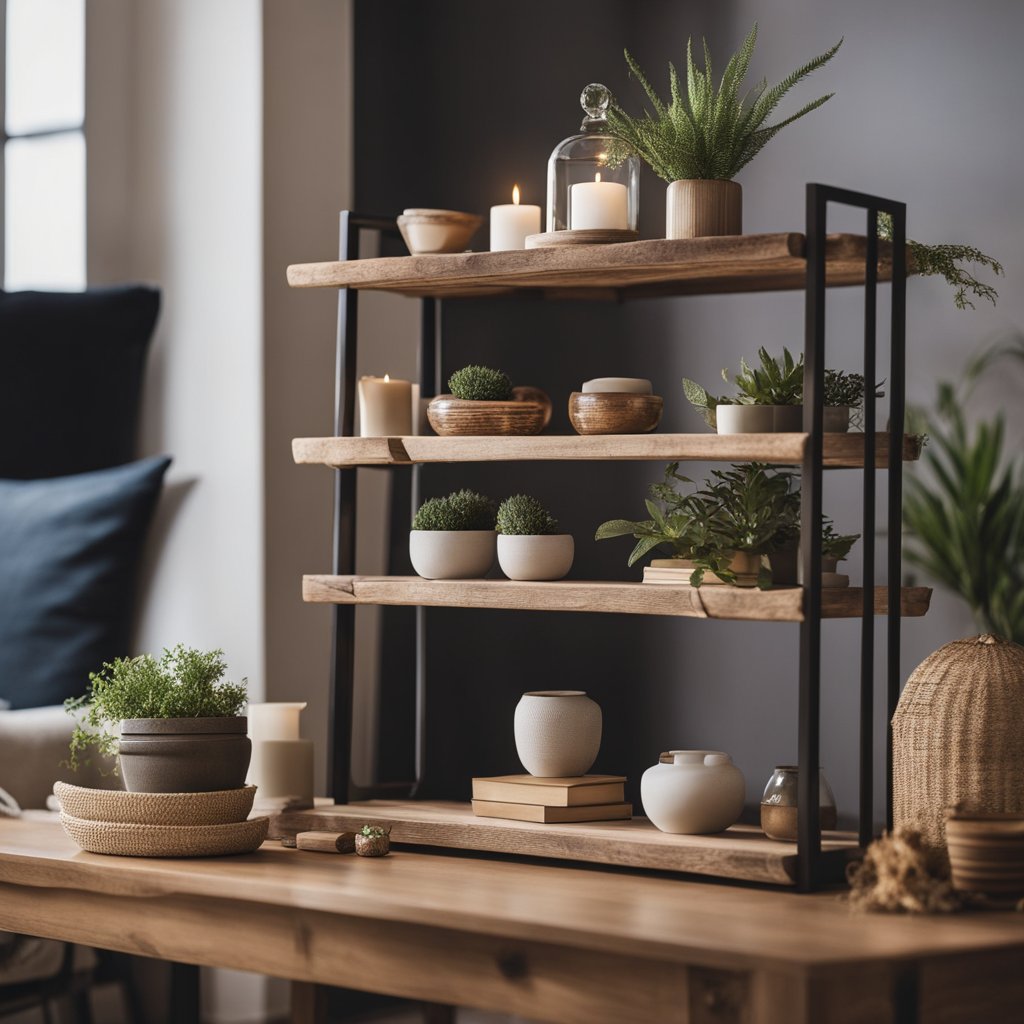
[358,375,413,437]
[582,377,652,394]
[490,184,542,251]
[257,739,314,804]
[570,173,628,230]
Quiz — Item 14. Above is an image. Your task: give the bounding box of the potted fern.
[496,494,574,581]
[65,645,250,793]
[409,489,497,579]
[607,24,841,238]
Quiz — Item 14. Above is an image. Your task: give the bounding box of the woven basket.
[54,782,256,826]
[60,811,269,857]
[893,634,1024,847]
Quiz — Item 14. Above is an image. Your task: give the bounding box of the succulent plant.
[411,490,496,531]
[448,364,513,402]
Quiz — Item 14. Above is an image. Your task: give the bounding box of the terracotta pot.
[497,534,574,581]
[118,718,251,794]
[665,179,742,239]
[514,690,601,777]
[641,751,745,834]
[728,550,763,587]
[408,530,496,579]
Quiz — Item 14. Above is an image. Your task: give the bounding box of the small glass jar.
[760,765,837,841]
[545,83,639,233]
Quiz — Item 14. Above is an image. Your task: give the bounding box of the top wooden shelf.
[286,232,906,301]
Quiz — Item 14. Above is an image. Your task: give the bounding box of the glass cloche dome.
[545,83,640,233]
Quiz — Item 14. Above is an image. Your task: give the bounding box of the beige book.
[472,799,633,823]
[471,774,626,807]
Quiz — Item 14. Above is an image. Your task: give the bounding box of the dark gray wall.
[353,0,1024,822]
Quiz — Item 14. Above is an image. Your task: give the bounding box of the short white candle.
[490,184,542,251]
[247,702,306,742]
[256,739,314,803]
[582,377,653,394]
[570,173,628,230]
[358,375,413,437]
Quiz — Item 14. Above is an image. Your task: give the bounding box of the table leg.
[169,963,200,1024]
[290,981,328,1024]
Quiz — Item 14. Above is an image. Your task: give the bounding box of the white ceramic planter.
[641,750,746,834]
[497,534,574,581]
[514,690,601,777]
[408,530,496,580]
[715,404,773,434]
[665,179,742,239]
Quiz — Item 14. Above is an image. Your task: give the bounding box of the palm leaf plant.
[607,24,841,182]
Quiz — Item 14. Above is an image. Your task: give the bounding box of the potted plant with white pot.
[606,24,841,238]
[65,645,250,793]
[495,494,574,581]
[409,489,497,579]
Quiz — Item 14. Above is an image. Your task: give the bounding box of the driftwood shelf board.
[292,432,923,469]
[286,233,909,301]
[272,800,860,886]
[302,576,932,622]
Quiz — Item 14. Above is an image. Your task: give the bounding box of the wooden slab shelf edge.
[272,801,860,886]
[301,576,932,622]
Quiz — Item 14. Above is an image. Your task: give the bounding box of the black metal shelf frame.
[322,184,907,891]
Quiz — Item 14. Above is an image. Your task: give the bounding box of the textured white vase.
[641,750,746,834]
[665,179,742,239]
[408,530,496,580]
[514,691,601,777]
[497,534,574,581]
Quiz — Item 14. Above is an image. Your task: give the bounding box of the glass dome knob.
[580,83,612,121]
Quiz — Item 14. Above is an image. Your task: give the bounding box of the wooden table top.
[2,817,1023,974]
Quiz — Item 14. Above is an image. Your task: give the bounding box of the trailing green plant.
[903,337,1024,641]
[822,518,859,562]
[64,645,248,771]
[606,24,841,182]
[411,489,496,531]
[878,213,1003,311]
[448,364,513,401]
[496,494,559,535]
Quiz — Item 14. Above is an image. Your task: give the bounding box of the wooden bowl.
[946,810,1024,894]
[397,208,483,254]
[568,392,663,435]
[427,386,552,436]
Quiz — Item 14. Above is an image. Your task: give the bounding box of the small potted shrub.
[409,489,497,579]
[65,645,250,793]
[355,824,391,857]
[426,364,551,436]
[496,494,574,581]
[822,369,885,432]
[821,519,859,587]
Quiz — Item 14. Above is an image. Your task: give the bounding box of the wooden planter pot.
[666,180,742,239]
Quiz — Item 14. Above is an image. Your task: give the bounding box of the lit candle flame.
[595,172,602,183]
[384,373,390,382]
[512,184,520,205]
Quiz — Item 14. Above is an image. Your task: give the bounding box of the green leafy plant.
[411,490,496,531]
[448,365,513,401]
[359,824,391,839]
[606,24,841,182]
[903,338,1024,641]
[878,213,1003,311]
[496,494,559,536]
[64,646,248,771]
[822,518,859,562]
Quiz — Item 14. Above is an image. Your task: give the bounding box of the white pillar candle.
[582,377,653,394]
[570,173,628,230]
[247,701,306,743]
[358,375,413,437]
[490,184,542,251]
[255,739,314,804]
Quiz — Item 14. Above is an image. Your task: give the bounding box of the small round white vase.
[715,405,773,434]
[641,750,746,834]
[514,690,601,777]
[408,530,496,580]
[497,534,574,581]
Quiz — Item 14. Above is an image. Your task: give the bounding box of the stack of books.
[471,774,631,823]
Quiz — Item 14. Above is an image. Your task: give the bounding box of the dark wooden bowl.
[568,392,663,435]
[427,386,552,436]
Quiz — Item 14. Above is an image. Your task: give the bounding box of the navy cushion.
[0,286,160,479]
[0,456,171,709]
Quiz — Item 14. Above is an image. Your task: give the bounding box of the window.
[1,0,85,290]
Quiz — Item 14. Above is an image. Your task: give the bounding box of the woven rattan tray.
[60,811,269,857]
[54,782,256,826]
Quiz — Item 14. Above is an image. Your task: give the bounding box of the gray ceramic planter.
[118,717,251,793]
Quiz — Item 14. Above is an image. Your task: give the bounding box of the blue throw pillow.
[0,456,171,709]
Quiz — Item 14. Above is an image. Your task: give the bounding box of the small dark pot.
[769,540,800,586]
[118,717,251,793]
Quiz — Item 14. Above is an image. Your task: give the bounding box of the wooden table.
[2,818,1023,1024]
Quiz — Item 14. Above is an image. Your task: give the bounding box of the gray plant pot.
[118,717,251,793]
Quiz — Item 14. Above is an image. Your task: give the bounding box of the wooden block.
[471,775,626,807]
[472,800,633,823]
[296,831,356,854]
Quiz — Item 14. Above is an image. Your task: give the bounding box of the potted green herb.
[409,489,497,580]
[65,645,249,794]
[355,824,391,857]
[821,519,859,587]
[426,364,552,437]
[496,494,574,581]
[607,24,841,238]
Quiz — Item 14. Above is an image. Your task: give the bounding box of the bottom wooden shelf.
[272,800,860,886]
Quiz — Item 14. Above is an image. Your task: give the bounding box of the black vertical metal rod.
[798,184,826,891]
[886,203,908,831]
[860,211,879,846]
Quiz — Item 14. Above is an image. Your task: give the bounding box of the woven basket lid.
[893,634,1024,847]
[54,782,256,826]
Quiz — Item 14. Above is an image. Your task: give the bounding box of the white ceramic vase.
[715,404,773,434]
[665,179,742,239]
[497,534,574,581]
[641,750,746,834]
[408,530,496,580]
[514,690,601,777]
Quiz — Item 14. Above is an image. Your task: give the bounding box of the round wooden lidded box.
[892,634,1024,847]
